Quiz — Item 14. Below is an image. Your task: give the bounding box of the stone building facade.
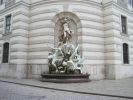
[0,0,133,80]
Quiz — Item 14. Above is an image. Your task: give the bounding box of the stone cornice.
[0,1,29,15]
[103,1,133,15]
[31,0,102,9]
[0,0,102,14]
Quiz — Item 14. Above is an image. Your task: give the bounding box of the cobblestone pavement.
[0,81,132,100]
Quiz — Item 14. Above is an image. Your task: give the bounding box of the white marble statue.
[48,44,84,74]
[59,17,73,44]
[48,17,84,74]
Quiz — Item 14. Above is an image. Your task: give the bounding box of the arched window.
[2,42,9,63]
[123,43,129,64]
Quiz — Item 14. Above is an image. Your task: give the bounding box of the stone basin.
[41,74,90,83]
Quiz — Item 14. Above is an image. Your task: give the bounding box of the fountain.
[41,17,90,83]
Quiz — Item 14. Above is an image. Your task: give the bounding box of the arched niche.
[52,12,82,47]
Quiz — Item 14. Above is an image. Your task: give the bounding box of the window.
[5,14,11,34]
[132,0,133,8]
[2,42,9,63]
[121,15,127,34]
[0,0,3,5]
[128,0,133,7]
[123,43,129,64]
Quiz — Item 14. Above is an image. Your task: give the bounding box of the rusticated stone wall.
[0,0,133,80]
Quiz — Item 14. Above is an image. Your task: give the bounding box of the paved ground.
[0,81,132,100]
[0,77,133,100]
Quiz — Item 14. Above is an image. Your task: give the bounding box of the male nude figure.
[62,18,72,43]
